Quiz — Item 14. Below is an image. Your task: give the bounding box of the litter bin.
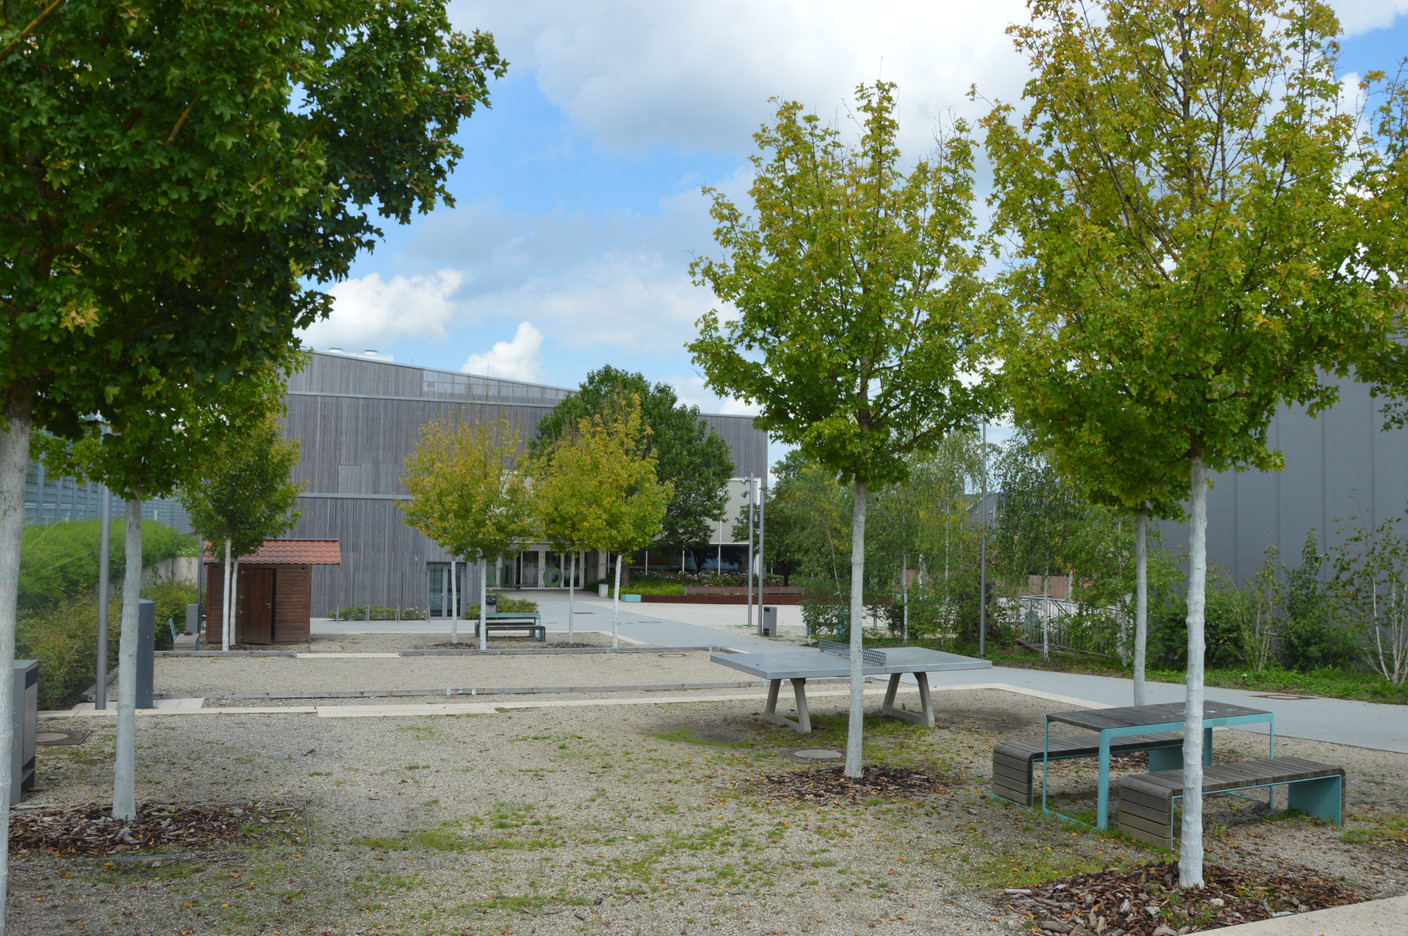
[760,605,778,637]
[11,660,37,801]
[185,603,200,636]
[136,599,155,710]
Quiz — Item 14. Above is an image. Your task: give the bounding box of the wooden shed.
[204,540,342,645]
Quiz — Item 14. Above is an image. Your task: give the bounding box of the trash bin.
[11,660,37,801]
[598,583,610,598]
[760,605,778,637]
[136,599,155,710]
[485,594,498,610]
[185,603,200,636]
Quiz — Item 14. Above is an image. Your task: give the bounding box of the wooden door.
[237,568,276,644]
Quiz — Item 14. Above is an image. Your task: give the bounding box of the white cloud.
[461,321,546,382]
[301,270,463,350]
[1331,1,1408,35]
[453,0,1030,154]
[668,374,761,418]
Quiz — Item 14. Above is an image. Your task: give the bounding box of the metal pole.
[758,477,765,625]
[745,478,755,633]
[979,421,987,660]
[95,486,112,709]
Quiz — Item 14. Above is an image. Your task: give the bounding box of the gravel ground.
[20,645,1408,936]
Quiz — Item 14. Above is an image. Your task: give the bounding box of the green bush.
[1148,573,1250,669]
[18,596,121,711]
[1279,530,1356,671]
[142,580,197,651]
[329,604,428,621]
[19,519,193,611]
[471,595,538,618]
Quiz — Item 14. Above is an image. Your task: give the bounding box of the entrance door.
[427,563,466,617]
[237,568,276,644]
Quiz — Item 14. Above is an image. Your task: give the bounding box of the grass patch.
[1340,811,1408,846]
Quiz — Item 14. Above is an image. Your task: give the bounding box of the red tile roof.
[204,540,342,565]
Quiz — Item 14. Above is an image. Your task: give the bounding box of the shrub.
[1148,572,1250,669]
[329,605,428,621]
[18,595,120,711]
[19,519,192,611]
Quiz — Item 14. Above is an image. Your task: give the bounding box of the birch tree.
[400,416,536,650]
[690,82,1001,779]
[982,0,1398,886]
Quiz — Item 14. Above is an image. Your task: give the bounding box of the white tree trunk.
[222,538,233,652]
[1134,507,1149,706]
[113,498,142,821]
[568,552,576,643]
[478,556,488,653]
[844,480,868,779]
[1180,457,1209,888]
[0,385,37,936]
[611,554,622,649]
[449,557,459,645]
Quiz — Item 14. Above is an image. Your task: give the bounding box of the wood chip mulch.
[999,861,1361,934]
[747,764,958,803]
[10,802,306,858]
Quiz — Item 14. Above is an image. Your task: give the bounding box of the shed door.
[237,568,276,645]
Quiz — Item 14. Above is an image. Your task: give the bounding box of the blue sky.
[299,0,1408,426]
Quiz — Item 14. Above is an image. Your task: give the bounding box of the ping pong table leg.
[761,677,811,733]
[792,678,811,733]
[882,673,935,727]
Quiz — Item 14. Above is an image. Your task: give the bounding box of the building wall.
[1157,374,1408,584]
[282,352,769,612]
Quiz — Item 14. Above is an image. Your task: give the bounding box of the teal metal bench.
[475,613,545,641]
[1117,756,1344,847]
[992,733,1185,807]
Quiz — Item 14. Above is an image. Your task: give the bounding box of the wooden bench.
[992,733,1185,807]
[1117,756,1344,848]
[475,613,545,642]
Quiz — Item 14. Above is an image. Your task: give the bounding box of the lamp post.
[979,420,988,660]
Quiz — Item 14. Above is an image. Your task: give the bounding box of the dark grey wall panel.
[281,352,768,611]
[1159,372,1408,584]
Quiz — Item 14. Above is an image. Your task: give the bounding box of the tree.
[179,398,306,652]
[400,415,535,650]
[38,371,295,822]
[532,396,670,648]
[982,0,1398,886]
[530,366,734,559]
[690,82,1001,778]
[0,4,503,919]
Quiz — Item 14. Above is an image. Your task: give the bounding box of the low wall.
[642,593,806,605]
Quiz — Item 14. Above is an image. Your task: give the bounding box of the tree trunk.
[611,554,622,649]
[1181,457,1209,888]
[478,556,488,653]
[1134,507,1149,706]
[222,538,233,652]
[449,557,459,645]
[0,382,37,936]
[568,552,576,643]
[844,479,868,779]
[113,498,142,821]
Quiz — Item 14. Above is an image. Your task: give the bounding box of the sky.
[299,0,1408,434]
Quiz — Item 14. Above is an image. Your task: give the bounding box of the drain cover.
[1253,693,1317,701]
[794,748,843,761]
[36,730,89,746]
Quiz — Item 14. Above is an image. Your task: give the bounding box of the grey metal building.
[281,351,769,616]
[1158,374,1408,583]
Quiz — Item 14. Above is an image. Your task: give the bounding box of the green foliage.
[467,595,538,618]
[19,520,190,611]
[530,366,734,554]
[1148,573,1250,670]
[180,409,306,560]
[141,580,195,651]
[329,605,429,621]
[530,395,671,560]
[400,415,535,566]
[1280,529,1356,671]
[1328,511,1408,684]
[618,579,686,596]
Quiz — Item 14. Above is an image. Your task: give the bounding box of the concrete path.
[314,590,1407,754]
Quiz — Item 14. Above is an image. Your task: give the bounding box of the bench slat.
[991,733,1185,807]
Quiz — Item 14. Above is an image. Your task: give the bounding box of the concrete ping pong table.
[710,640,992,733]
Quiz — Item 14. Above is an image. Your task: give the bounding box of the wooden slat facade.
[280,352,769,613]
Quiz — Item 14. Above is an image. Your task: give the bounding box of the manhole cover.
[1253,693,1317,700]
[794,748,843,761]
[36,730,89,746]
